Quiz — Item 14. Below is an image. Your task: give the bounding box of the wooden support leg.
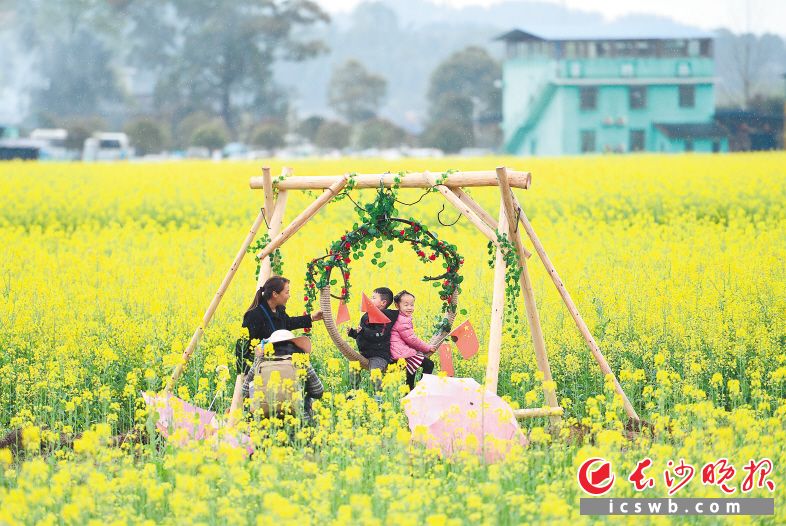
[166,208,268,392]
[484,201,508,393]
[510,193,640,421]
[256,189,289,289]
[496,167,560,426]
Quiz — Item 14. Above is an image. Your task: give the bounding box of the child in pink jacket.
[390,290,435,390]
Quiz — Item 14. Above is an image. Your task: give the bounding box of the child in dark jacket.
[347,287,399,390]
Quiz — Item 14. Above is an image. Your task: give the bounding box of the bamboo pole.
[513,407,563,419]
[166,208,268,392]
[496,167,560,426]
[510,193,640,421]
[484,201,508,393]
[250,170,532,191]
[262,166,274,223]
[226,374,245,427]
[256,189,289,289]
[424,172,500,245]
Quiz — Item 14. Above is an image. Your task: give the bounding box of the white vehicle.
[82,132,134,161]
[30,128,71,160]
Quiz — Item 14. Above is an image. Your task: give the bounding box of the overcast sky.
[320,0,786,36]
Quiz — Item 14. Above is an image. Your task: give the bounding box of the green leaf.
[387,245,394,253]
[330,279,337,285]
[375,239,383,248]
[460,309,468,316]
[371,259,377,265]
[378,262,386,268]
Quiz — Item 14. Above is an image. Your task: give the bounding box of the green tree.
[191,120,229,151]
[421,93,474,152]
[297,115,325,143]
[125,117,168,155]
[427,46,501,118]
[328,60,387,124]
[314,120,350,150]
[356,118,406,149]
[24,0,124,120]
[251,122,285,150]
[129,0,329,135]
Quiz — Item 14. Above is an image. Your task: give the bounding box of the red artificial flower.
[325,265,331,271]
[344,242,351,249]
[344,272,350,280]
[303,295,309,301]
[400,229,405,236]
[344,257,351,264]
[429,254,437,261]
[341,235,347,241]
[341,288,347,295]
[413,225,420,232]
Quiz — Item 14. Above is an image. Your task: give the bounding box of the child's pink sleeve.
[398,319,431,353]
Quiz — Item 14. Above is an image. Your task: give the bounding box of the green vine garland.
[304,172,465,333]
[248,233,284,279]
[487,232,523,336]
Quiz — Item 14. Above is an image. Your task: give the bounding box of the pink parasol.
[142,392,254,455]
[401,375,528,462]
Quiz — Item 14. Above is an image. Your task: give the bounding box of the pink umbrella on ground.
[401,375,528,462]
[142,392,254,455]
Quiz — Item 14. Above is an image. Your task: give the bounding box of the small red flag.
[438,343,454,377]
[449,320,479,359]
[335,300,350,325]
[361,292,391,324]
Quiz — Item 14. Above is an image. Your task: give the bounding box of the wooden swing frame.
[165,166,641,424]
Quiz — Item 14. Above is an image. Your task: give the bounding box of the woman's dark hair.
[246,276,290,313]
[373,287,394,308]
[393,290,415,305]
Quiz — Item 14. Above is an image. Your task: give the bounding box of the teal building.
[499,29,728,155]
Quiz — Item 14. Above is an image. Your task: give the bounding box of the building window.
[679,85,695,107]
[630,130,645,151]
[685,139,694,152]
[620,63,634,77]
[712,140,720,152]
[629,86,647,109]
[580,87,597,110]
[580,130,596,153]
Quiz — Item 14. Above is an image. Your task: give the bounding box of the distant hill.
[274,0,786,131]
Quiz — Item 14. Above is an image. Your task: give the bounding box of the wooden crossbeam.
[250,170,532,190]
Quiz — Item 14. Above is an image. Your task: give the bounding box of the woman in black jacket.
[239,276,323,371]
[240,276,325,418]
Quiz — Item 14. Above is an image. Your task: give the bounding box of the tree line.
[2,0,502,154]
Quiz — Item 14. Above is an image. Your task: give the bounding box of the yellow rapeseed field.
[1,153,785,524]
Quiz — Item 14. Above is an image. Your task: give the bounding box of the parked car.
[83,132,134,161]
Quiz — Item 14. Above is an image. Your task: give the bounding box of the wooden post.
[510,193,640,421]
[484,201,508,393]
[262,166,274,223]
[497,167,560,426]
[256,188,289,289]
[166,208,268,392]
[226,374,245,428]
[513,407,563,419]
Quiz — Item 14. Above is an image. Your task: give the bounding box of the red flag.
[450,320,479,359]
[336,300,350,325]
[438,343,454,377]
[361,292,391,324]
